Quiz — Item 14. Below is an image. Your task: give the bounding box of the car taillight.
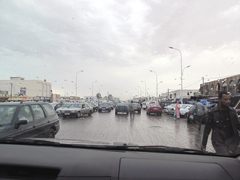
[116,107,118,109]
[126,107,128,109]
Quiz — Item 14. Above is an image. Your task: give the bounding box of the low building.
[200,74,240,96]
[0,77,52,101]
[161,89,199,100]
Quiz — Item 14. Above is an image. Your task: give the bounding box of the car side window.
[42,104,56,116]
[18,106,33,122]
[82,104,85,108]
[85,104,89,108]
[31,105,45,120]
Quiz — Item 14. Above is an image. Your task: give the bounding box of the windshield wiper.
[0,138,60,145]
[99,145,216,155]
[0,139,216,155]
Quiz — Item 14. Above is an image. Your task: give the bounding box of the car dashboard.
[0,143,240,180]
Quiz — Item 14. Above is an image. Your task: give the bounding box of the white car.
[180,104,193,118]
[164,104,176,114]
[56,103,73,116]
[62,103,93,118]
[142,102,150,110]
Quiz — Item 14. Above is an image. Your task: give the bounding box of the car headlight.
[71,110,77,113]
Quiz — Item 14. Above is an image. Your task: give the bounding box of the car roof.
[0,102,50,106]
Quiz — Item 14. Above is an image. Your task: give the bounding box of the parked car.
[0,102,59,138]
[98,103,112,112]
[163,103,175,113]
[108,101,115,110]
[187,105,209,124]
[53,103,63,110]
[160,101,174,111]
[63,103,93,118]
[133,103,141,113]
[146,104,162,116]
[88,102,99,112]
[56,103,74,116]
[180,104,193,118]
[115,103,129,115]
[142,102,150,110]
[165,104,176,114]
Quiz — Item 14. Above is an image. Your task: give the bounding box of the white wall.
[0,77,52,98]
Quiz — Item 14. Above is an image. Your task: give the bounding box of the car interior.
[0,143,240,180]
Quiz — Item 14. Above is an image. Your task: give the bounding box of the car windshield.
[0,106,17,125]
[61,104,72,108]
[150,104,160,107]
[69,104,81,108]
[1,0,240,157]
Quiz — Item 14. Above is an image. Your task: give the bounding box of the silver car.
[62,103,93,118]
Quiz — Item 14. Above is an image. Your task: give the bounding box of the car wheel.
[126,112,129,115]
[76,112,81,118]
[99,110,101,113]
[49,129,55,138]
[159,113,162,116]
[115,111,117,115]
[108,109,111,112]
[147,112,149,115]
[88,111,92,116]
[184,113,188,118]
[139,110,141,114]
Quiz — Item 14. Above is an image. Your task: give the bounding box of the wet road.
[56,109,214,152]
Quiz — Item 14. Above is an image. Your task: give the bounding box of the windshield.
[1,0,240,157]
[69,104,81,108]
[0,106,17,125]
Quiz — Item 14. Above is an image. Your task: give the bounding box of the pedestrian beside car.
[191,99,205,130]
[175,101,180,119]
[129,101,135,117]
[201,92,240,156]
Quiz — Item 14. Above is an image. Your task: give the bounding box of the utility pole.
[202,77,204,95]
[168,89,169,100]
[10,83,13,101]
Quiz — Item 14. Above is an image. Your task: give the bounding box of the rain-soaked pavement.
[56,109,214,152]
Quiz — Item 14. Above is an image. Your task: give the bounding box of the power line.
[184,79,202,88]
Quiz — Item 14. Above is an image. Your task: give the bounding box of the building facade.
[0,77,52,101]
[161,89,200,100]
[200,74,240,96]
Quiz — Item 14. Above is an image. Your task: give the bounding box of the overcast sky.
[0,0,240,100]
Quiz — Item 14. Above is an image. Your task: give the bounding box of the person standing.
[191,99,205,130]
[129,101,135,117]
[201,92,240,156]
[175,101,180,119]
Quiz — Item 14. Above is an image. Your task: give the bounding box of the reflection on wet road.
[56,110,214,152]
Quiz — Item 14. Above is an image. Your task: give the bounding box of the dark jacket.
[202,105,240,148]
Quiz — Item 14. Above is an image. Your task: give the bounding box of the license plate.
[65,113,70,115]
[154,108,158,110]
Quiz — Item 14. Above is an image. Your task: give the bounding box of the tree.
[96,93,101,99]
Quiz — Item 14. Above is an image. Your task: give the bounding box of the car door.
[31,104,48,138]
[81,103,87,114]
[13,105,37,138]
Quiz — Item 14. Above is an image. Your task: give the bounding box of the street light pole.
[137,86,142,97]
[141,81,146,99]
[92,81,97,96]
[150,70,158,100]
[169,47,183,103]
[76,70,84,100]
